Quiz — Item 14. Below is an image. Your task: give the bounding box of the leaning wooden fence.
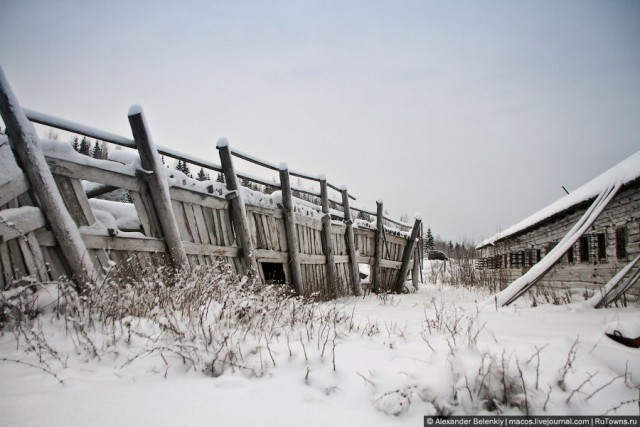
[0,69,421,299]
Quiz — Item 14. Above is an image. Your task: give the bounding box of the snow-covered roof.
[478,149,640,249]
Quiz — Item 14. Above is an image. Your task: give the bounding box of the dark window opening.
[616,226,627,259]
[567,245,574,264]
[597,233,607,260]
[536,249,541,263]
[261,263,286,285]
[579,236,590,263]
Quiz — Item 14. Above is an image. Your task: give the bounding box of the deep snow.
[1,262,639,426]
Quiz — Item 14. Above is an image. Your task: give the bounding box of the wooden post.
[128,106,189,271]
[216,139,259,276]
[341,187,362,296]
[411,246,420,290]
[373,198,384,293]
[394,216,422,293]
[278,164,303,295]
[0,67,97,287]
[320,178,337,296]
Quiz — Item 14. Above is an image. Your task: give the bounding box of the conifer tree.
[425,227,435,252]
[79,136,91,156]
[72,136,80,152]
[196,167,209,181]
[92,142,103,159]
[216,172,225,183]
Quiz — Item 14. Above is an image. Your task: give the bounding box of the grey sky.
[1,0,639,242]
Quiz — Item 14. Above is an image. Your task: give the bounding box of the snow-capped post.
[319,176,337,296]
[278,163,303,295]
[0,66,97,288]
[340,186,362,296]
[394,214,422,293]
[372,198,384,293]
[216,139,258,277]
[128,106,189,272]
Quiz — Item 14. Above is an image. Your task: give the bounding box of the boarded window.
[580,235,590,263]
[616,226,627,259]
[597,233,607,260]
[567,245,574,264]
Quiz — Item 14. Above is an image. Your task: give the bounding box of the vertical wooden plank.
[202,206,219,245]
[51,175,95,227]
[26,232,49,282]
[129,190,161,238]
[182,202,201,244]
[129,107,189,271]
[0,241,13,287]
[192,204,210,244]
[171,200,193,242]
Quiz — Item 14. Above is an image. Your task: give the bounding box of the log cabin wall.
[477,180,640,299]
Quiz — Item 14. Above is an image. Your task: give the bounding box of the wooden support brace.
[341,187,362,296]
[320,179,337,296]
[0,66,97,287]
[373,199,384,293]
[216,141,258,277]
[278,166,303,295]
[394,217,422,293]
[128,106,190,271]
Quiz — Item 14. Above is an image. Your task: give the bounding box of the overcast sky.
[1,0,639,242]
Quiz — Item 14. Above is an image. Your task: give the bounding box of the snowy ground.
[1,263,639,426]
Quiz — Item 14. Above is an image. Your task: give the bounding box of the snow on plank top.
[478,149,640,248]
[127,104,143,116]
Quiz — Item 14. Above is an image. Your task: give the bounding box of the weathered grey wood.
[278,167,303,295]
[129,108,189,271]
[52,175,97,227]
[45,156,142,191]
[372,199,384,293]
[182,241,241,258]
[225,191,257,272]
[169,187,227,210]
[411,246,420,290]
[246,204,283,218]
[217,142,258,275]
[129,190,160,238]
[320,179,337,294]
[394,217,422,293]
[341,188,362,296]
[0,207,46,242]
[26,232,49,282]
[0,174,30,208]
[253,248,289,263]
[0,68,97,287]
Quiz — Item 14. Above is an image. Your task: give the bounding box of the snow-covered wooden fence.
[0,69,421,298]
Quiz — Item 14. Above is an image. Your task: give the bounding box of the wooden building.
[477,151,640,304]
